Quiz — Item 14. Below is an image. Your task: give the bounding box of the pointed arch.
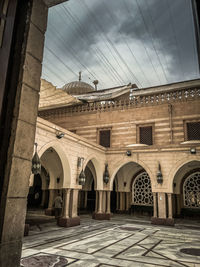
[38,141,72,187]
[83,155,103,190]
[109,159,153,191]
[169,156,200,193]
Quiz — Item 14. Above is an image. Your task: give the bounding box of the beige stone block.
[23,53,42,91]
[18,84,39,125]
[13,119,36,161]
[2,198,27,242]
[31,0,48,33]
[7,156,31,198]
[26,22,45,62]
[157,192,167,218]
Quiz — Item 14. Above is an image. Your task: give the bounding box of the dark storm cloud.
[43,0,199,87]
[46,0,119,67]
[117,0,198,79]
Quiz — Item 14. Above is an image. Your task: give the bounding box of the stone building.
[31,77,200,228]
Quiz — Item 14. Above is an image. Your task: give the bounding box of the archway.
[173,160,200,218]
[111,162,153,217]
[27,166,49,209]
[40,147,65,215]
[79,160,97,215]
[27,145,67,225]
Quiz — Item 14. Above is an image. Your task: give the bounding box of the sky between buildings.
[42,0,199,90]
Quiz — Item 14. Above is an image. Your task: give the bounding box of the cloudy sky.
[42,0,199,89]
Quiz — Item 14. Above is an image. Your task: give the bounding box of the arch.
[83,155,103,190]
[38,141,72,187]
[169,156,200,193]
[109,159,153,191]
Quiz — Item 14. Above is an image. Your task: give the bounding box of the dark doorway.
[27,174,42,208]
[87,180,95,212]
[111,180,117,213]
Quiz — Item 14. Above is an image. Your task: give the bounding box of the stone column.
[106,191,111,214]
[126,192,130,211]
[119,192,124,211]
[95,191,98,212]
[58,188,80,228]
[98,190,103,213]
[167,193,173,219]
[45,189,55,216]
[158,192,166,218]
[151,192,174,226]
[48,189,54,209]
[153,192,158,217]
[84,191,88,209]
[63,189,71,218]
[41,190,46,207]
[116,192,119,210]
[176,194,181,216]
[102,191,106,213]
[71,189,79,217]
[0,1,48,266]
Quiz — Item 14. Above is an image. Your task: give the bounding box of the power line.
[123,0,163,85]
[145,0,170,81]
[46,21,107,88]
[165,0,184,78]
[42,61,67,84]
[135,0,167,83]
[80,0,142,87]
[61,4,126,85]
[103,0,151,87]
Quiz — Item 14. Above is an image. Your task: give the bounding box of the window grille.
[132,172,153,206]
[183,172,200,208]
[99,130,110,147]
[187,122,200,140]
[139,126,153,145]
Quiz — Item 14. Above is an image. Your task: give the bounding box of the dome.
[62,81,95,95]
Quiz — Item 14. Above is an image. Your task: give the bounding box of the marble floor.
[21,214,200,267]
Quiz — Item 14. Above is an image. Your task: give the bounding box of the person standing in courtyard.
[53,192,63,220]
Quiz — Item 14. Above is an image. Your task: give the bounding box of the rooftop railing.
[39,87,200,116]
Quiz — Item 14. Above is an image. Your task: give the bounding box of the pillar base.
[24,224,30,236]
[151,217,174,226]
[57,217,80,227]
[92,212,111,220]
[45,208,55,216]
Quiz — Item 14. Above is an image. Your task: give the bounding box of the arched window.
[183,172,200,208]
[132,172,153,206]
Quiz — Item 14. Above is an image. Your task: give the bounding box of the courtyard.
[21,214,200,267]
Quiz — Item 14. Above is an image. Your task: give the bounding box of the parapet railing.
[39,87,200,116]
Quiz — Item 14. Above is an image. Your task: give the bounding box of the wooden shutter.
[140,126,153,145]
[99,130,110,147]
[187,122,200,140]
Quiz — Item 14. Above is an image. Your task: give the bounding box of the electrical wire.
[61,4,126,85]
[103,0,151,87]
[80,0,142,87]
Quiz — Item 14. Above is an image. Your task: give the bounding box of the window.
[187,122,200,140]
[183,172,200,208]
[132,172,153,206]
[99,129,111,147]
[139,126,153,145]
